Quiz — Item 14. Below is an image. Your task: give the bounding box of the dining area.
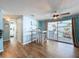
[31,29,47,45]
[22,16,47,45]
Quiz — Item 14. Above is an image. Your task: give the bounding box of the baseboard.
[3,39,9,42]
[23,40,31,45]
[0,49,4,53]
[48,39,73,45]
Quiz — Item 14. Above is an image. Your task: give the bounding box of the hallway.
[0,39,79,58]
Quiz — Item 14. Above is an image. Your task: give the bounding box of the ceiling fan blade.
[53,14,59,17]
[60,12,70,15]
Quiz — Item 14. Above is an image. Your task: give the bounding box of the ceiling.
[0,0,79,20]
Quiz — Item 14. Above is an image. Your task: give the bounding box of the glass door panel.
[47,22,58,40]
[58,20,73,44]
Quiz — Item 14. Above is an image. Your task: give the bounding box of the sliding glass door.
[47,20,73,44]
[48,22,58,40]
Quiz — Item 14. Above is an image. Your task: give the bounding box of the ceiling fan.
[52,11,70,19]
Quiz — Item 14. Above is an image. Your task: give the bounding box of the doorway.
[47,20,73,44]
[9,20,16,43]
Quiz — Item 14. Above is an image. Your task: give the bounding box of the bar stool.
[41,31,47,45]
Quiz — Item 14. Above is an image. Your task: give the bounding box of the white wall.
[23,16,38,45]
[16,16,23,43]
[3,19,9,41]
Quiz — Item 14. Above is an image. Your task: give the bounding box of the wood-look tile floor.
[0,39,79,58]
